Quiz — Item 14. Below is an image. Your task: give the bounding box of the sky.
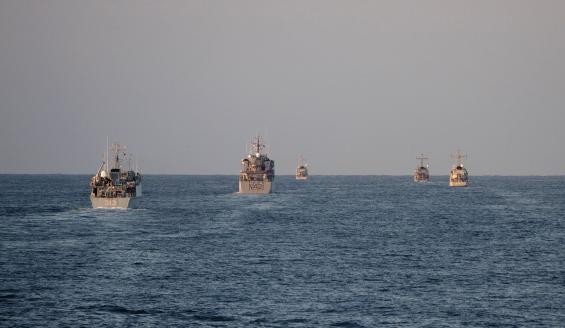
[0,0,564,175]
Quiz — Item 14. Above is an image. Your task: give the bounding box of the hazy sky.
[1,1,564,175]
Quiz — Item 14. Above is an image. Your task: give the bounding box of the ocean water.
[0,175,564,327]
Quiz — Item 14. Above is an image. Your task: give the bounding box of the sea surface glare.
[1,175,564,327]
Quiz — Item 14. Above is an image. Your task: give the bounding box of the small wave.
[0,294,17,301]
[0,205,67,217]
[192,313,235,322]
[276,318,309,324]
[78,304,150,315]
[330,321,367,328]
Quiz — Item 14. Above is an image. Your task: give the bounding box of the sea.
[1,175,564,327]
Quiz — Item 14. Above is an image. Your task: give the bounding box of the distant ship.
[295,155,308,180]
[239,136,275,194]
[414,154,430,182]
[90,142,142,208]
[449,150,469,187]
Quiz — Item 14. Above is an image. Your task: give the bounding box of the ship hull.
[296,176,308,180]
[90,195,140,208]
[414,167,429,183]
[239,180,273,194]
[449,180,468,187]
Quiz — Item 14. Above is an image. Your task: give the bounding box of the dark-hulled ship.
[295,155,308,180]
[449,150,469,187]
[239,136,275,194]
[414,154,430,182]
[90,142,142,208]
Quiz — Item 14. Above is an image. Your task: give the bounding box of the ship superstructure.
[239,136,275,194]
[90,142,142,208]
[414,154,430,182]
[449,150,469,187]
[295,155,308,180]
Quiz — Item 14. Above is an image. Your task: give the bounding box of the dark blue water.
[1,175,564,327]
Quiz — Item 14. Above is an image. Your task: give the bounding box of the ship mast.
[106,136,109,173]
[452,149,467,166]
[252,135,265,155]
[299,154,306,167]
[110,143,127,170]
[416,154,428,168]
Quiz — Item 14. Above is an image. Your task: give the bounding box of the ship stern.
[90,194,141,208]
[239,180,273,194]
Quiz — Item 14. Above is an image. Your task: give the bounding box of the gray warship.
[449,150,469,187]
[239,136,275,194]
[295,155,308,180]
[413,154,430,182]
[90,142,142,208]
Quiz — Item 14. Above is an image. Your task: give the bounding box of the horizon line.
[1,173,564,177]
